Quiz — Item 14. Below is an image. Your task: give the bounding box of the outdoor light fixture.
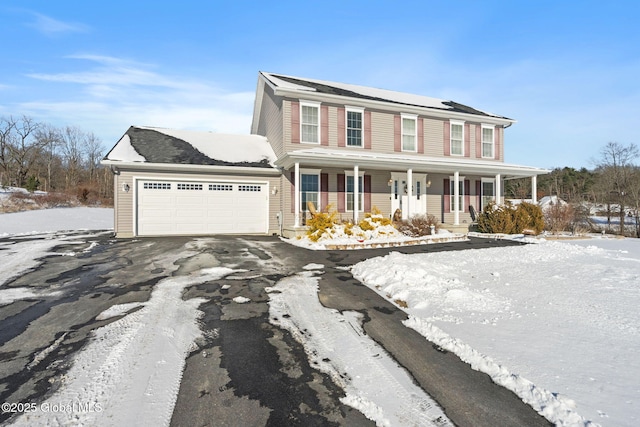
[122,183,130,192]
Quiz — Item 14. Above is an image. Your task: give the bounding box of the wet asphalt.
[0,233,551,426]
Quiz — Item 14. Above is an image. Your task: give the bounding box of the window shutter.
[337,174,346,212]
[464,180,470,212]
[394,115,401,152]
[475,180,481,211]
[290,171,295,213]
[443,120,450,156]
[321,105,329,146]
[494,126,500,160]
[337,107,346,147]
[364,175,371,211]
[475,125,481,158]
[464,123,470,158]
[321,173,328,210]
[418,118,424,154]
[291,101,300,144]
[444,178,450,213]
[364,111,372,149]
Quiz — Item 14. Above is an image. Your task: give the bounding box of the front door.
[390,173,427,219]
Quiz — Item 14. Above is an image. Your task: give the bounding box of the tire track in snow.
[268,267,453,427]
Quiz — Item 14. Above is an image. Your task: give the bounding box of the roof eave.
[100,159,282,176]
[274,151,548,178]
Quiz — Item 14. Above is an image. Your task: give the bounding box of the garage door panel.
[137,180,268,236]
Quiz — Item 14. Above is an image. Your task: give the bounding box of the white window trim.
[449,175,466,213]
[345,106,365,148]
[300,168,321,211]
[401,113,418,152]
[450,120,465,156]
[344,170,365,212]
[481,124,495,158]
[300,100,321,144]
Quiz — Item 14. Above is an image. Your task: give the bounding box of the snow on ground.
[268,265,453,427]
[351,237,640,427]
[0,207,113,236]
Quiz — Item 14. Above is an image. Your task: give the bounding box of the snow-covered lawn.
[351,236,640,427]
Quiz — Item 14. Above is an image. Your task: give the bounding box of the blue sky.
[1,1,638,169]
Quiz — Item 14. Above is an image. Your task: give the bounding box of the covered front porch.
[276,148,549,237]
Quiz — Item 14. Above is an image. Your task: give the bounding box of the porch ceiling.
[275,148,550,178]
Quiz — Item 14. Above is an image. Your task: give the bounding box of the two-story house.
[252,72,547,237]
[102,71,547,238]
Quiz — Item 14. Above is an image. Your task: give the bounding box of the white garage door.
[136,179,268,236]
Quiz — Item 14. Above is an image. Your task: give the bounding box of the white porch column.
[531,175,538,203]
[294,162,300,227]
[454,171,460,226]
[406,168,413,218]
[495,173,502,205]
[353,165,359,222]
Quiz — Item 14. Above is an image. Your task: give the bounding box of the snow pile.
[268,269,453,427]
[352,239,640,426]
[0,207,113,237]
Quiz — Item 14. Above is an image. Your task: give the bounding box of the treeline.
[505,142,640,236]
[0,115,112,203]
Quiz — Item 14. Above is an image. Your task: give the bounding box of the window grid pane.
[450,181,464,212]
[301,105,319,143]
[402,118,416,151]
[301,174,319,211]
[482,128,494,157]
[451,124,463,155]
[346,176,364,211]
[347,111,363,146]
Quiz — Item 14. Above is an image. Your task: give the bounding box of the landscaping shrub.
[477,201,545,234]
[305,204,339,242]
[544,202,576,234]
[396,214,440,237]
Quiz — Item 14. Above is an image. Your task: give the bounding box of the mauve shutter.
[444,178,450,213]
[321,105,329,146]
[394,115,401,152]
[364,175,371,211]
[418,118,424,154]
[494,126,500,160]
[337,174,346,212]
[291,101,300,144]
[337,107,346,147]
[364,111,372,149]
[476,180,482,211]
[321,173,329,210]
[464,123,470,157]
[443,120,450,156]
[290,171,295,213]
[464,180,470,212]
[475,125,481,158]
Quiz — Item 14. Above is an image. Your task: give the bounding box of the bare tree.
[5,116,44,187]
[34,124,63,191]
[60,126,86,190]
[84,132,104,183]
[595,142,639,235]
[0,116,15,186]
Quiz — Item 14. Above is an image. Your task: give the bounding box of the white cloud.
[27,12,89,36]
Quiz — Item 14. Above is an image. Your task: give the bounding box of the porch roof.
[275,148,550,179]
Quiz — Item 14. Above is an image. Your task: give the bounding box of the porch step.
[441,223,472,235]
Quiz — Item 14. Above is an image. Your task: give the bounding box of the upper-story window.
[450,121,464,156]
[402,114,417,152]
[346,107,364,147]
[482,125,495,158]
[301,101,320,143]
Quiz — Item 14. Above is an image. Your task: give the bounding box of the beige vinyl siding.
[369,111,395,154]
[113,168,280,237]
[423,117,443,157]
[256,84,284,158]
[114,172,135,237]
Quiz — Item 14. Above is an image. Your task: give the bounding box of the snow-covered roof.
[103,126,277,169]
[260,72,511,121]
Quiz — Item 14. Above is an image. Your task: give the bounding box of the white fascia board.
[100,160,282,176]
[273,86,516,126]
[274,150,549,178]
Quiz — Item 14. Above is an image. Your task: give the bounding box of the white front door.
[390,173,427,219]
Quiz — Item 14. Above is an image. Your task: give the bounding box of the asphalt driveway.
[0,233,550,426]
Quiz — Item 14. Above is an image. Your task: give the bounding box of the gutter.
[100,160,282,176]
